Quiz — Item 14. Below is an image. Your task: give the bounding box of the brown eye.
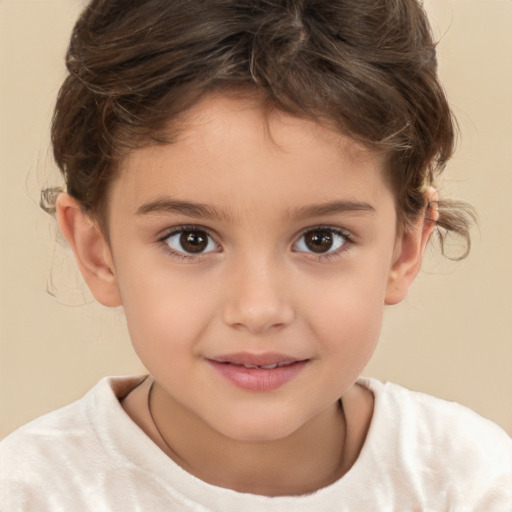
[180,231,208,253]
[164,229,218,255]
[304,230,334,253]
[294,228,348,254]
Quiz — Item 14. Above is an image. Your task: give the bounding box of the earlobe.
[385,188,439,305]
[56,193,122,307]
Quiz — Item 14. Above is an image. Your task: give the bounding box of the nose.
[221,255,295,335]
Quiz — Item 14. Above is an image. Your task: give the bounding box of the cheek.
[303,262,390,355]
[116,265,219,356]
[318,294,383,352]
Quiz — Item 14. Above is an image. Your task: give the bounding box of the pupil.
[305,231,333,253]
[180,231,208,253]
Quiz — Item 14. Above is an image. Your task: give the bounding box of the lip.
[210,352,304,367]
[207,352,309,392]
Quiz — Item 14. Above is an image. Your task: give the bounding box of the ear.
[385,187,438,305]
[56,193,122,307]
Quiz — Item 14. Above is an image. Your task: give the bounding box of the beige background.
[1,0,511,440]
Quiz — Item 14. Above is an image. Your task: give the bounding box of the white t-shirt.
[1,376,511,511]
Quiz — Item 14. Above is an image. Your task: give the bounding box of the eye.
[294,228,349,254]
[164,228,219,255]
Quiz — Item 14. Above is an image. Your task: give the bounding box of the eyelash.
[158,225,220,262]
[294,226,353,262]
[157,225,354,262]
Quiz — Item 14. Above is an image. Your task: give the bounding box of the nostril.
[222,301,295,334]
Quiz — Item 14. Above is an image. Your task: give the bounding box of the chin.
[213,412,307,443]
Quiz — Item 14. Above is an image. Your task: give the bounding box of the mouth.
[206,353,309,392]
[220,361,297,370]
[209,352,308,367]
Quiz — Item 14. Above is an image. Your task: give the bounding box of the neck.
[148,380,348,496]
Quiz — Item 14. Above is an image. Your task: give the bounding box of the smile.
[225,361,296,370]
[207,353,309,392]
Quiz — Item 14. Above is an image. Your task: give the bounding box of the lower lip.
[207,360,308,392]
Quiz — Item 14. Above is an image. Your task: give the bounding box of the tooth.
[238,362,296,369]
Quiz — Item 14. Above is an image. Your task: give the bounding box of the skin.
[57,93,436,496]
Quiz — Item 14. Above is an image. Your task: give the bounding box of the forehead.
[110,93,393,223]
[171,92,381,162]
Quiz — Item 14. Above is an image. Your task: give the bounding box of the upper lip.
[208,352,308,367]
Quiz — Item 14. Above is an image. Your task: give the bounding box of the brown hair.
[48,0,474,255]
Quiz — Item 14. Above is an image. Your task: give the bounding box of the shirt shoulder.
[0,376,151,510]
[358,378,512,510]
[373,379,512,451]
[1,389,92,466]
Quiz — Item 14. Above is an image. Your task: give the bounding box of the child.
[1,0,511,509]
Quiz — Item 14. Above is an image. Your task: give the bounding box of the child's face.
[94,94,415,441]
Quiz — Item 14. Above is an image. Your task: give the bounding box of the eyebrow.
[135,198,375,221]
[136,198,228,221]
[293,200,375,219]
